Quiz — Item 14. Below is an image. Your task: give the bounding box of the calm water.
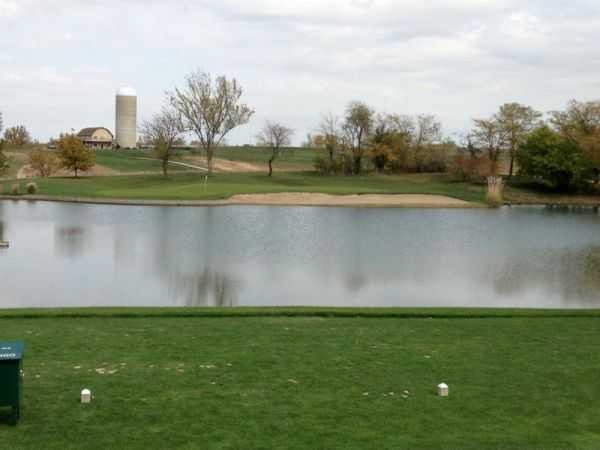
[1,200,599,309]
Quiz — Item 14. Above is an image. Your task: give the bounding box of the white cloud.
[1,0,600,142]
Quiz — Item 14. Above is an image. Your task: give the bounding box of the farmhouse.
[77,127,114,149]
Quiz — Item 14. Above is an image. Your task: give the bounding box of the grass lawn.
[206,146,319,168]
[6,172,486,203]
[0,309,599,449]
[94,150,190,173]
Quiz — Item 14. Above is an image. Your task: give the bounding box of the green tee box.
[0,342,24,425]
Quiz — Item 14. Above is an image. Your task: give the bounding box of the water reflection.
[0,201,599,308]
[54,226,89,259]
[172,270,241,307]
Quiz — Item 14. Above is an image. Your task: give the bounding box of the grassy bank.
[2,172,486,203]
[0,309,599,449]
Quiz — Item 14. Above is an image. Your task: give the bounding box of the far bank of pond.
[1,200,599,309]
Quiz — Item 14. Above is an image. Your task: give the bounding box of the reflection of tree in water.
[172,269,241,307]
[494,247,600,306]
[54,226,89,259]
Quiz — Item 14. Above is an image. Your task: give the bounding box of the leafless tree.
[140,105,185,177]
[169,71,254,174]
[413,115,442,172]
[472,118,508,175]
[342,101,374,175]
[316,113,342,162]
[256,121,294,176]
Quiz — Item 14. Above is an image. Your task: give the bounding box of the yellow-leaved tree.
[57,134,95,177]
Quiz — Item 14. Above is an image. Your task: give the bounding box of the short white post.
[437,383,449,397]
[81,389,92,404]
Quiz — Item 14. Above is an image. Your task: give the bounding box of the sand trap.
[226,193,475,207]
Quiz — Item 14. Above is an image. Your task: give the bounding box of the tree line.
[2,70,600,191]
[310,99,600,191]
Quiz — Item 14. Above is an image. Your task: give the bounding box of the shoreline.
[1,193,599,209]
[0,192,483,208]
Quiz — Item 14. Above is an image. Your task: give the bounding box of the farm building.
[77,127,114,149]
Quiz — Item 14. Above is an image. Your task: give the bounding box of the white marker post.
[81,389,92,403]
[437,383,449,397]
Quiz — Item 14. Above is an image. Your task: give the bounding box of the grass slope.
[23,172,485,202]
[213,146,319,168]
[94,150,189,173]
[0,313,599,449]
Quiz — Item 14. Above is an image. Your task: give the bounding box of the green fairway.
[214,146,319,168]
[94,150,190,173]
[0,309,599,449]
[10,172,486,203]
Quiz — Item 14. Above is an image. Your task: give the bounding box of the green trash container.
[0,342,24,425]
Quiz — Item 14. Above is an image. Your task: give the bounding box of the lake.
[1,200,599,309]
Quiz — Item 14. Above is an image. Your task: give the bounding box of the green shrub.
[517,126,594,191]
[26,182,38,194]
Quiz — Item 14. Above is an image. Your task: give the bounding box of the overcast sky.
[1,0,600,145]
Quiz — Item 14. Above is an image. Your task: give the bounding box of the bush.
[29,150,58,177]
[486,176,504,207]
[448,154,495,180]
[26,182,38,194]
[10,182,20,195]
[517,126,594,191]
[314,154,353,175]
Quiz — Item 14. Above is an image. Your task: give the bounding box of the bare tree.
[343,101,374,175]
[140,105,184,177]
[472,118,507,175]
[0,112,7,175]
[256,121,294,176]
[169,71,254,174]
[413,115,442,172]
[4,125,31,148]
[495,103,542,177]
[316,113,341,163]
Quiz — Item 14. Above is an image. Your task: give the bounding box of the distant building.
[77,127,114,149]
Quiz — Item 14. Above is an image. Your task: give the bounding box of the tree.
[413,115,442,172]
[0,112,7,175]
[517,126,593,191]
[29,150,58,177]
[471,118,507,175]
[3,125,31,147]
[342,101,374,175]
[56,134,95,177]
[315,113,341,163]
[367,114,413,172]
[550,100,600,174]
[140,105,184,177]
[495,103,542,177]
[256,121,294,176]
[169,71,254,174]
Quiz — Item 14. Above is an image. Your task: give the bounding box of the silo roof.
[117,86,136,96]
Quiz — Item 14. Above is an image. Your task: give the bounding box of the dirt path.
[183,156,268,173]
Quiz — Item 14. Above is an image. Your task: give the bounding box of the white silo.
[115,87,137,148]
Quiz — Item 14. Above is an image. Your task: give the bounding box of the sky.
[1,0,600,145]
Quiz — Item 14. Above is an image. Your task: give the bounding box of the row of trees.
[312,103,450,175]
[142,71,295,177]
[27,135,95,178]
[454,100,600,190]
